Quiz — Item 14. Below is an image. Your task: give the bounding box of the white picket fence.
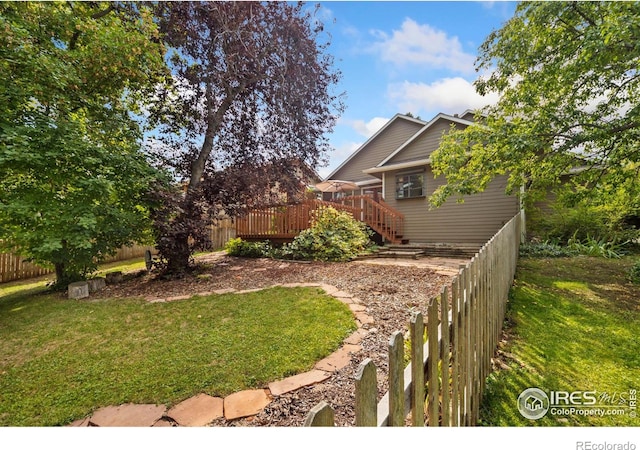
[305,211,522,426]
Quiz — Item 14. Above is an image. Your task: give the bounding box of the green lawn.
[0,278,356,426]
[481,256,640,426]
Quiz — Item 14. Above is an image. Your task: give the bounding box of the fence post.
[410,312,425,427]
[440,285,451,426]
[450,275,459,426]
[463,264,472,425]
[304,401,335,427]
[355,359,378,427]
[388,331,405,426]
[427,296,440,426]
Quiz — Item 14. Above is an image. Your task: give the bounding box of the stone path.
[68,283,372,427]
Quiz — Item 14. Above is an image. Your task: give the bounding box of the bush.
[566,234,627,259]
[225,238,271,258]
[520,235,628,259]
[519,240,578,258]
[527,201,640,247]
[628,260,640,284]
[279,207,374,262]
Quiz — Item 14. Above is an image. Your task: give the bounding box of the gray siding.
[331,119,423,183]
[385,119,464,165]
[384,169,519,244]
[461,111,476,122]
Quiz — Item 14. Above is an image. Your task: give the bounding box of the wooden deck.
[236,197,405,244]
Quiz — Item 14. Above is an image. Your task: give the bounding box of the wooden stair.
[381,243,481,259]
[333,195,405,245]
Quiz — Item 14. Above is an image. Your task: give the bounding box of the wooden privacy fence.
[0,253,53,283]
[0,244,155,283]
[207,218,236,249]
[305,211,522,427]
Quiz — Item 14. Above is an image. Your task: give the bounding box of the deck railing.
[333,195,404,244]
[236,197,404,244]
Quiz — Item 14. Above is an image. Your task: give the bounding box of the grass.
[0,277,356,426]
[480,255,640,426]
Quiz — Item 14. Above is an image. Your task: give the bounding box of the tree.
[149,2,344,274]
[430,2,640,212]
[0,2,168,286]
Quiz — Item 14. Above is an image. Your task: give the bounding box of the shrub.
[519,240,578,258]
[566,233,627,259]
[225,238,271,258]
[520,235,628,259]
[280,207,373,262]
[527,201,640,247]
[628,260,640,284]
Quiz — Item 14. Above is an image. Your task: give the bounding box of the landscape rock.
[105,271,123,284]
[87,277,106,293]
[68,281,89,299]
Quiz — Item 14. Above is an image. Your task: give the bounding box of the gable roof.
[324,113,427,181]
[375,113,475,168]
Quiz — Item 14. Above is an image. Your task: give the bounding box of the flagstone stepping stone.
[166,394,224,427]
[344,329,368,345]
[224,389,272,420]
[319,284,340,295]
[67,417,90,427]
[151,418,176,427]
[88,403,166,427]
[349,303,366,313]
[166,295,191,302]
[268,370,332,396]
[314,344,362,372]
[235,288,263,294]
[196,291,214,297]
[355,312,375,325]
[213,288,236,294]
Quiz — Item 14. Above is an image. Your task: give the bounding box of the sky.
[310,1,517,179]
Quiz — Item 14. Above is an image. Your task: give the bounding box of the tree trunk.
[54,262,65,285]
[188,88,240,193]
[165,232,191,275]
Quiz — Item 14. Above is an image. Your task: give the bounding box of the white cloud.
[388,77,500,115]
[370,18,476,74]
[347,117,390,138]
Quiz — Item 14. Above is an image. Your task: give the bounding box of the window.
[395,172,425,199]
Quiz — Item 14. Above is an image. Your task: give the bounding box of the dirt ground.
[95,252,470,426]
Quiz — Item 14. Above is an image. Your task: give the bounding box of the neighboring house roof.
[324,113,427,181]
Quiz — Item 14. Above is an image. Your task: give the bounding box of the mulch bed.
[95,253,459,426]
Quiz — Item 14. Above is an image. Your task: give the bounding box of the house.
[324,111,520,246]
